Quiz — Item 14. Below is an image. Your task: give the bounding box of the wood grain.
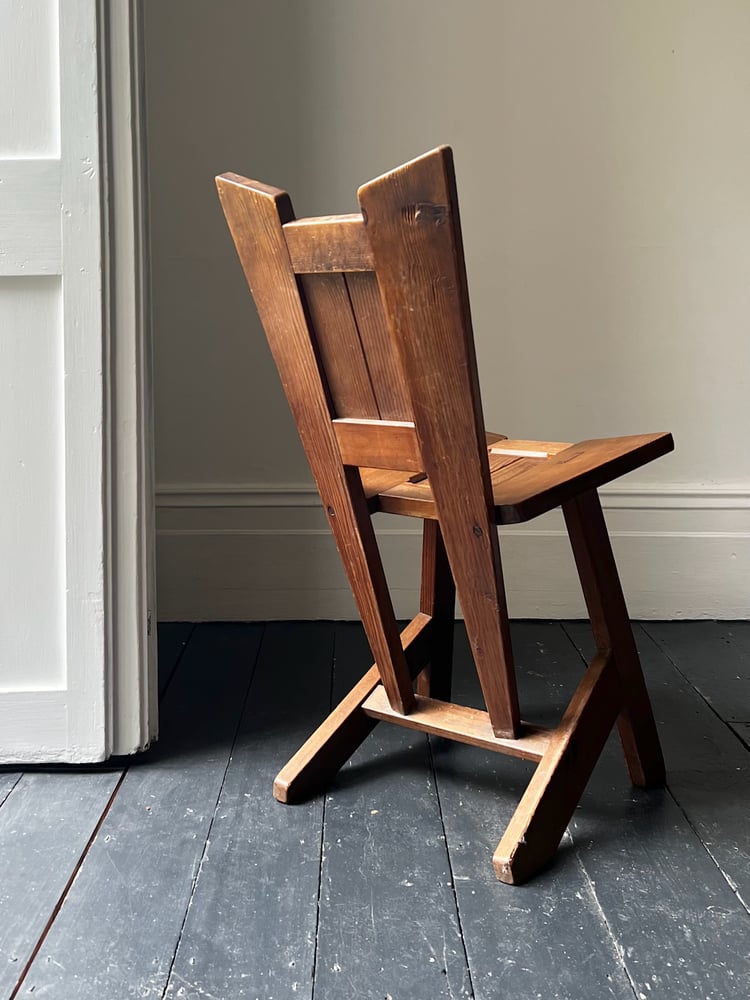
[274,613,433,803]
[489,438,571,458]
[359,145,521,739]
[332,417,423,471]
[216,172,415,714]
[283,213,372,272]
[493,652,621,884]
[300,272,379,419]
[367,432,674,525]
[563,490,665,787]
[494,432,674,523]
[363,685,550,760]
[345,270,413,420]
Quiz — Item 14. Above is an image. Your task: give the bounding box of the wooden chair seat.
[364,431,672,523]
[216,146,674,885]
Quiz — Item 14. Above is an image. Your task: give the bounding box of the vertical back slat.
[299,272,380,419]
[345,272,413,421]
[283,215,414,425]
[359,146,521,738]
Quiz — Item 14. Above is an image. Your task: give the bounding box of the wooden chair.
[216,146,674,884]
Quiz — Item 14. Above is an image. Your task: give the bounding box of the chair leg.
[436,512,521,738]
[274,615,433,803]
[494,651,621,884]
[416,520,456,701]
[329,468,416,716]
[562,490,665,787]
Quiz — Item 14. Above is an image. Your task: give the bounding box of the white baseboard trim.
[156,483,321,508]
[156,482,750,511]
[155,482,750,621]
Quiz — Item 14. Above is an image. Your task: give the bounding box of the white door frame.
[0,0,156,762]
[101,0,157,756]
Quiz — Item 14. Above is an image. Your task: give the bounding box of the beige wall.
[146,0,750,619]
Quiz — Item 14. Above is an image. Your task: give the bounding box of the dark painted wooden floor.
[1,621,749,999]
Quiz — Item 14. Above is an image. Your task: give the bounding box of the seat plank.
[490,438,572,458]
[494,432,674,523]
[367,433,675,524]
[363,431,512,516]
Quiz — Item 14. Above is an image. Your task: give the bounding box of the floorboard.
[730,722,750,749]
[312,623,473,1000]
[16,624,263,999]
[0,769,123,999]
[0,773,20,809]
[565,622,750,998]
[163,622,334,1000]
[644,621,750,724]
[157,621,194,696]
[568,622,750,905]
[3,620,749,1000]
[636,625,750,905]
[436,623,636,1000]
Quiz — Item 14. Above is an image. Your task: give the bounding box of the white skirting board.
[155,483,750,621]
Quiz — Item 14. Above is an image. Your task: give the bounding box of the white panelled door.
[0,0,156,762]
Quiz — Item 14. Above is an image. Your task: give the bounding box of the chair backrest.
[215,146,495,490]
[216,147,520,736]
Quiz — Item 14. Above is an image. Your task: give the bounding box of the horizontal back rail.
[333,418,423,472]
[283,214,373,273]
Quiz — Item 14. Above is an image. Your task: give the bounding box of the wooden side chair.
[216,147,674,884]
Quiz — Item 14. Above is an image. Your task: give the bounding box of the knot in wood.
[405,202,449,226]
